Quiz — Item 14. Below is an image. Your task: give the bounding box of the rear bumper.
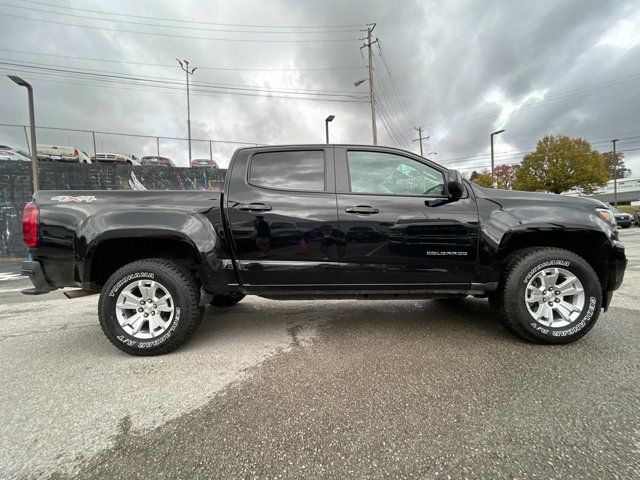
[21,261,56,295]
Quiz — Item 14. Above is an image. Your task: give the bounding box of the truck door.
[225,147,339,288]
[334,147,479,286]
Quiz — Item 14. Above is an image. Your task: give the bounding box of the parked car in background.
[611,207,634,228]
[92,153,140,165]
[191,158,218,168]
[0,144,31,161]
[141,155,175,167]
[37,145,91,163]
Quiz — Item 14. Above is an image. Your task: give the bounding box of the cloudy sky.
[1,0,639,178]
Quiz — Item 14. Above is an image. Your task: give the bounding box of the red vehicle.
[191,158,218,168]
[141,156,175,167]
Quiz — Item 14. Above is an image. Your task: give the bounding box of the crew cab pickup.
[21,145,627,355]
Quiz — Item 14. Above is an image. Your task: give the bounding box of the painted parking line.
[0,272,23,282]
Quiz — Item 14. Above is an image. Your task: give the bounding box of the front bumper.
[603,241,627,310]
[21,261,56,295]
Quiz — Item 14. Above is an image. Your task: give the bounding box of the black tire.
[98,259,204,356]
[496,248,602,344]
[209,293,245,307]
[487,291,500,309]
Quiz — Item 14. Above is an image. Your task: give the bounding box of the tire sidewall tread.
[498,248,602,344]
[98,259,203,356]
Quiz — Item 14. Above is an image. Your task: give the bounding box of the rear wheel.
[210,293,245,307]
[497,248,602,344]
[98,259,204,355]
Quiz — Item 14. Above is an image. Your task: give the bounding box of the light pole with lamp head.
[8,75,38,191]
[490,129,505,188]
[325,115,335,143]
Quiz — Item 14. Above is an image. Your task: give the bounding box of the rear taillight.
[22,202,39,248]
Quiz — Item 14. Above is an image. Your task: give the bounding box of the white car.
[37,144,92,163]
[93,153,140,165]
[0,144,31,161]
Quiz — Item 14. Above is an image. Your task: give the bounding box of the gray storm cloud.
[1,0,638,174]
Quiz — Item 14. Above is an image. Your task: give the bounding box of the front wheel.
[98,259,204,355]
[497,248,602,344]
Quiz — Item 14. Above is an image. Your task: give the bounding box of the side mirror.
[446,170,464,200]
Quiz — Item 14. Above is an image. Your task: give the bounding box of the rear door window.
[249,150,325,191]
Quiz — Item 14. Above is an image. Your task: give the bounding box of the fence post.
[23,125,30,155]
[209,140,213,160]
[91,131,97,160]
[156,137,160,157]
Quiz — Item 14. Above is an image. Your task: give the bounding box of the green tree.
[471,170,493,187]
[602,151,631,180]
[514,135,609,194]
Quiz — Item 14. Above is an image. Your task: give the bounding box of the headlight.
[596,208,615,226]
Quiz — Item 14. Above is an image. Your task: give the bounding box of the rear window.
[249,150,325,191]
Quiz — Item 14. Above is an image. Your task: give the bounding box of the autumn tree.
[602,151,631,180]
[494,164,518,190]
[471,170,493,187]
[514,135,609,194]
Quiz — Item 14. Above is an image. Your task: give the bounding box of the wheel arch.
[496,227,611,291]
[83,230,203,289]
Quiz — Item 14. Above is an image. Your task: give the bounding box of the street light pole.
[8,75,38,191]
[177,59,197,164]
[325,115,335,143]
[612,138,619,207]
[490,129,506,188]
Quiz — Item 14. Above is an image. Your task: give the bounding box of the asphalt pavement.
[1,229,639,479]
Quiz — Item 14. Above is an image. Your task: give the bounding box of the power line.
[0,61,370,102]
[0,12,360,43]
[373,68,412,145]
[423,72,640,131]
[0,66,371,103]
[372,59,413,134]
[17,0,366,29]
[0,48,365,72]
[376,41,416,127]
[0,58,365,96]
[439,136,640,164]
[0,2,363,34]
[375,104,404,148]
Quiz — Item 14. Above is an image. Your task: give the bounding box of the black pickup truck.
[21,145,627,355]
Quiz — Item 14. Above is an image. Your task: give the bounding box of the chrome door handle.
[238,203,272,212]
[345,205,379,215]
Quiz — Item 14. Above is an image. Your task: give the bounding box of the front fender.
[475,198,615,284]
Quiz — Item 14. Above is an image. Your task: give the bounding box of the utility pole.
[413,127,429,156]
[361,24,378,145]
[612,138,619,207]
[177,59,197,163]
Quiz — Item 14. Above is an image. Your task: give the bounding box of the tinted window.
[250,150,325,191]
[347,151,445,196]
